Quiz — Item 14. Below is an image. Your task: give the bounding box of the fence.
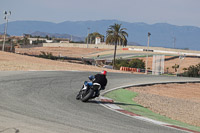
[0,45,15,52]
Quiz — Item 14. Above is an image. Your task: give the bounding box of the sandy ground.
[0,50,120,72]
[127,83,200,127]
[15,47,110,58]
[139,56,200,74]
[1,47,200,128]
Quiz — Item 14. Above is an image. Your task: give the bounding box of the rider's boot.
[95,90,100,97]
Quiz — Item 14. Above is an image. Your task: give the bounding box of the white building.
[95,37,101,44]
[29,38,53,44]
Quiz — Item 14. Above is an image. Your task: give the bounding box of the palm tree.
[106,23,128,69]
[172,64,179,72]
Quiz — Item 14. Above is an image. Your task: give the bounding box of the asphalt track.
[0,71,200,133]
[96,53,151,60]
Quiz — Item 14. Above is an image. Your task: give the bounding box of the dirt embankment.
[127,83,200,127]
[15,47,108,58]
[138,56,200,74]
[0,50,119,72]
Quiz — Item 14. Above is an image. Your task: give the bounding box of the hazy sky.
[1,0,200,27]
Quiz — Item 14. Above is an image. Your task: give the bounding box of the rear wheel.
[81,88,94,102]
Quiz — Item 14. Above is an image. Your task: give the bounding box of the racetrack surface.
[0,71,199,133]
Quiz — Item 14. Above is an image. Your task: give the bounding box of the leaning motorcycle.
[76,79,101,102]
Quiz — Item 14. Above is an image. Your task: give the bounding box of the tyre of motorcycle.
[80,87,95,102]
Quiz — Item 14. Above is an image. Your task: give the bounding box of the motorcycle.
[76,77,101,102]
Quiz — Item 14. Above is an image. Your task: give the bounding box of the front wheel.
[76,93,81,100]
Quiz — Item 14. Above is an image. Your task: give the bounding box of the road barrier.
[122,48,129,50]
[122,47,200,57]
[120,66,141,72]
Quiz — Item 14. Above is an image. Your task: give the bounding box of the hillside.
[1,20,200,50]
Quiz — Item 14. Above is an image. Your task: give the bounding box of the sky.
[0,0,200,27]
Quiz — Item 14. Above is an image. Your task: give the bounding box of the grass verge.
[104,89,200,132]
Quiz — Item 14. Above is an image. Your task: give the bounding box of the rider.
[76,70,107,100]
[90,70,107,97]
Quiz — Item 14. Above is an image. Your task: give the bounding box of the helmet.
[101,70,107,76]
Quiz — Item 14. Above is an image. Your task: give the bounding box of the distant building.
[95,37,101,44]
[60,40,69,43]
[23,34,31,38]
[28,38,47,44]
[46,40,53,43]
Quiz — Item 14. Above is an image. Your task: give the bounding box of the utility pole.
[2,11,11,51]
[173,37,176,49]
[87,28,90,48]
[172,32,176,49]
[71,35,73,42]
[176,54,185,76]
[145,32,151,74]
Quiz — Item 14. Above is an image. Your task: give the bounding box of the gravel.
[127,83,200,127]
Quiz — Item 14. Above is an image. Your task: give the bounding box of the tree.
[106,23,128,69]
[23,36,30,45]
[172,64,179,72]
[166,67,169,73]
[85,32,104,44]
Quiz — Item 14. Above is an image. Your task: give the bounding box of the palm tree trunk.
[113,42,117,69]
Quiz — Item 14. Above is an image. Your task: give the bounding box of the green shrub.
[115,59,129,69]
[114,58,145,70]
[181,63,200,77]
[39,51,57,60]
[128,59,145,69]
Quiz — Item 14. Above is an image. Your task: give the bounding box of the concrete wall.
[43,43,124,49]
[43,42,200,54]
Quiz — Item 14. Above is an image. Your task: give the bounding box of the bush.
[114,58,145,70]
[39,51,57,60]
[115,59,129,69]
[128,59,145,69]
[181,63,200,77]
